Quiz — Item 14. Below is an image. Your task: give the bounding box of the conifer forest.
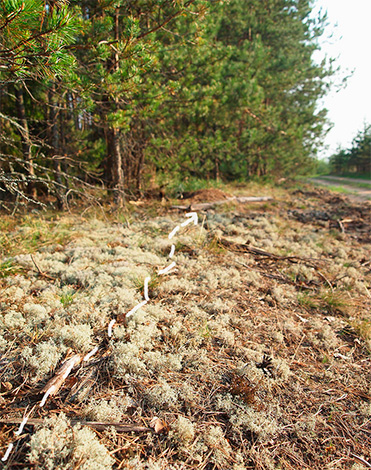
[1,0,334,206]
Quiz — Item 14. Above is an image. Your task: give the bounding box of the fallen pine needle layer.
[0,184,370,469]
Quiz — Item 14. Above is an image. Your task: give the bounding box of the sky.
[312,0,371,159]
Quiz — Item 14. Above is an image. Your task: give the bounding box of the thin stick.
[30,254,55,280]
[351,453,371,468]
[0,418,151,433]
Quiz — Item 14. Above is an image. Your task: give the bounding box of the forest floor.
[0,182,370,470]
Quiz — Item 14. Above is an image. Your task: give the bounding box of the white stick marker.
[39,385,56,407]
[108,319,116,337]
[181,212,198,227]
[168,226,180,239]
[1,443,13,462]
[126,300,148,319]
[158,261,176,275]
[83,346,99,362]
[14,415,29,436]
[144,276,151,301]
[169,244,175,258]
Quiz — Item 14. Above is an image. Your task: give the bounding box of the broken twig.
[0,418,151,433]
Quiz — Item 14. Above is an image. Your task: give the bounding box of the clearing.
[0,183,370,469]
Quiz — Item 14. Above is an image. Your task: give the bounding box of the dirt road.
[309,175,371,202]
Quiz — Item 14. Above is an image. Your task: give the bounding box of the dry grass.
[0,183,370,469]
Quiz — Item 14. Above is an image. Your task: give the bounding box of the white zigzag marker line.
[144,276,151,301]
[158,261,176,275]
[1,443,13,462]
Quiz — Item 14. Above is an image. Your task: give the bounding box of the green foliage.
[146,0,333,181]
[0,0,77,80]
[0,259,22,277]
[0,0,337,205]
[60,290,75,307]
[329,124,371,176]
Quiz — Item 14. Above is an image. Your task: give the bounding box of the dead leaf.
[149,416,169,434]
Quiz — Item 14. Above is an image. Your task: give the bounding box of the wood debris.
[40,354,83,406]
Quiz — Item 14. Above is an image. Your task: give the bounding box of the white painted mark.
[158,261,176,275]
[125,300,148,319]
[108,319,116,337]
[168,225,180,239]
[1,443,13,461]
[83,346,99,362]
[181,212,198,227]
[14,415,29,436]
[62,363,75,380]
[39,385,56,407]
[144,276,151,301]
[169,244,175,258]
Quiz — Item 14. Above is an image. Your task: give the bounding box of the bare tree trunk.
[48,83,66,209]
[107,126,124,205]
[15,85,37,198]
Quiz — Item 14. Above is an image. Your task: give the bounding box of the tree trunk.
[107,6,125,206]
[107,126,124,205]
[48,83,66,209]
[15,85,37,198]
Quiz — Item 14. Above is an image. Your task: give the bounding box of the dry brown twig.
[0,417,152,433]
[30,254,56,280]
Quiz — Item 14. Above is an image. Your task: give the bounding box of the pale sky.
[312,0,371,159]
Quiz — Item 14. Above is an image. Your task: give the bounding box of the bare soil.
[0,184,370,469]
[309,176,371,203]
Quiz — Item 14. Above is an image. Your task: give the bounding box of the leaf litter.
[0,184,370,469]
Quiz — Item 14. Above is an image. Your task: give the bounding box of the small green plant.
[319,290,347,313]
[322,354,329,364]
[297,292,320,310]
[132,272,161,298]
[60,291,75,307]
[200,322,211,339]
[298,289,349,314]
[204,235,227,255]
[0,260,23,278]
[352,319,371,350]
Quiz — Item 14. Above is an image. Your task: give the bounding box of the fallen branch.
[235,260,316,291]
[172,196,272,211]
[219,237,323,268]
[30,254,56,280]
[0,417,151,433]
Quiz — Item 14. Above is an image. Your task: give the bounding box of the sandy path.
[309,176,371,203]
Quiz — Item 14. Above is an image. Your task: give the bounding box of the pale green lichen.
[27,413,114,470]
[56,324,94,352]
[82,395,133,422]
[22,340,66,380]
[113,342,146,377]
[215,393,278,441]
[145,380,179,410]
[170,416,195,445]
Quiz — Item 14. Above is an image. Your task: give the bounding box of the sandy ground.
[309,176,371,203]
